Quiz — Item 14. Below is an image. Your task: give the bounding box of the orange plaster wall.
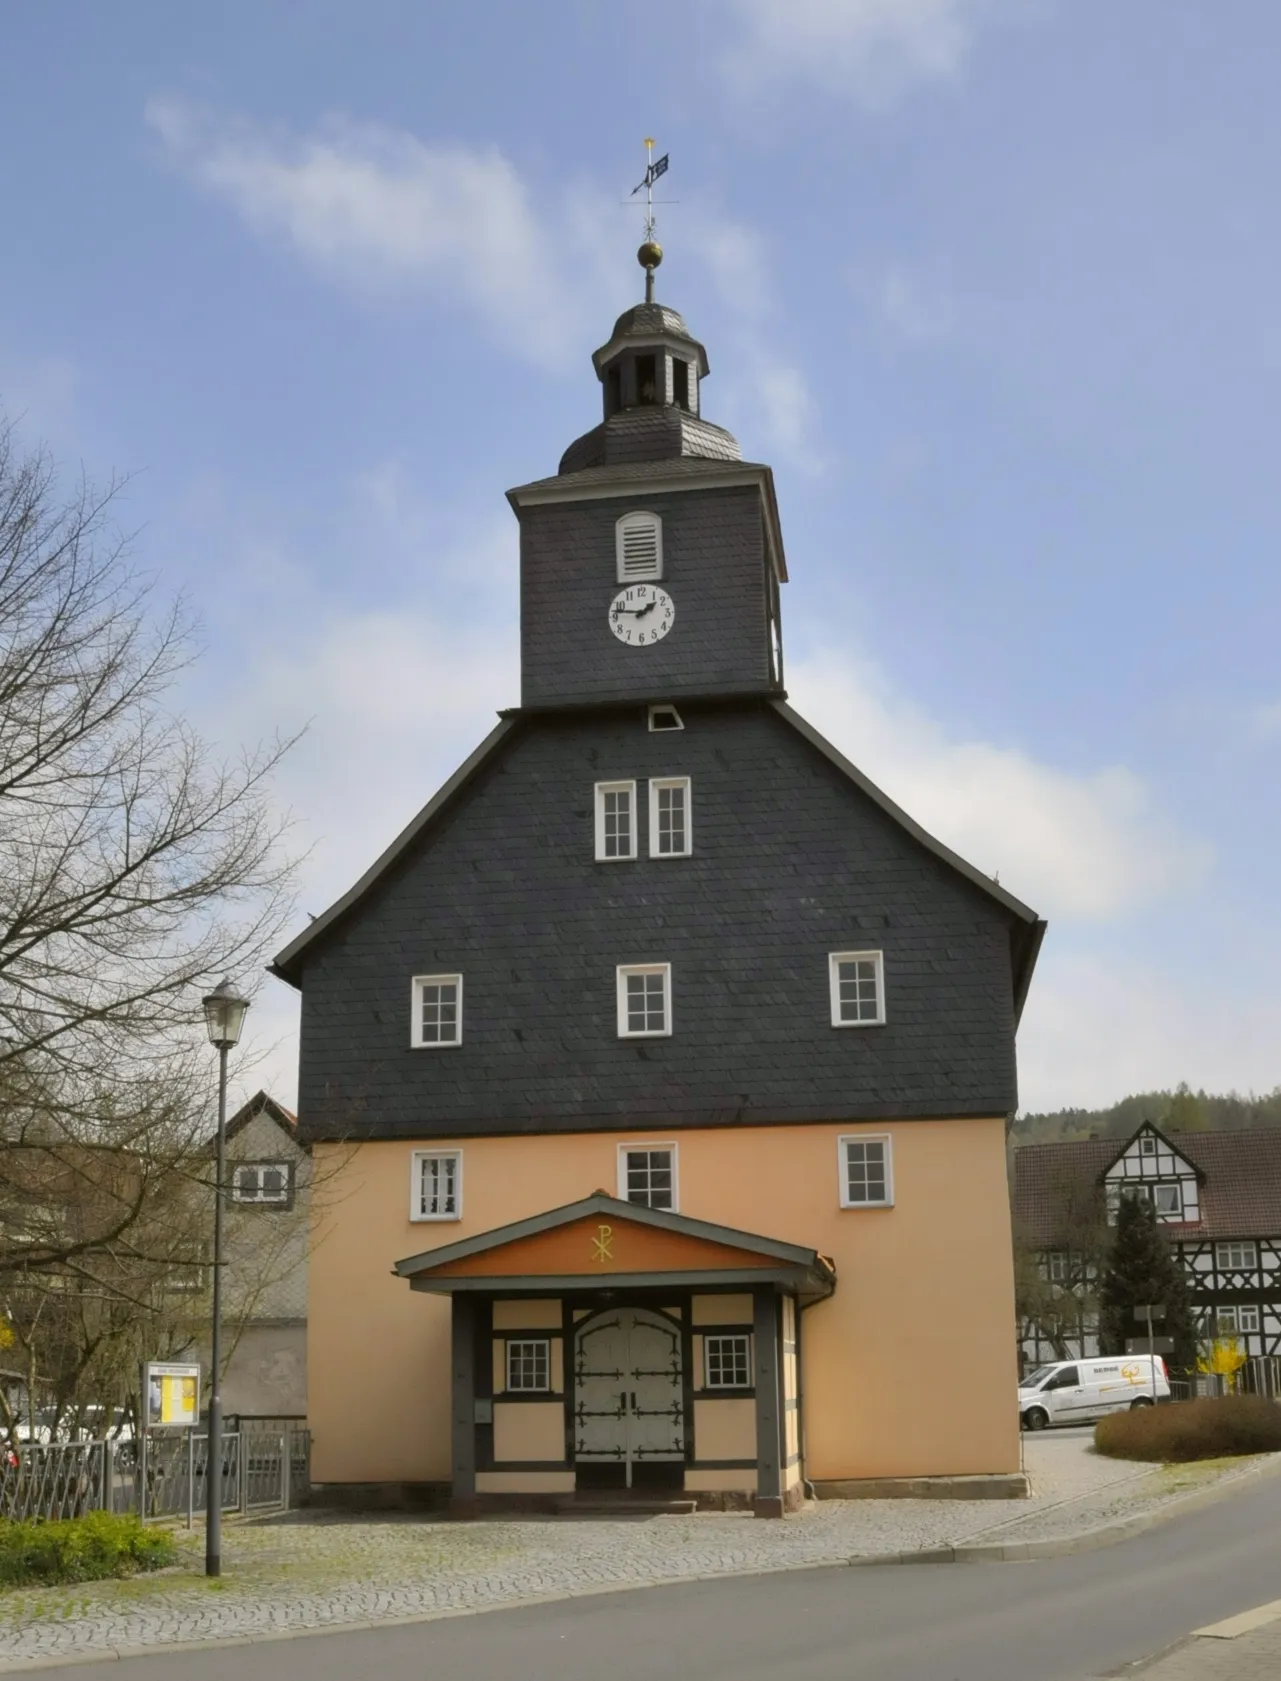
[307,1118,1019,1484]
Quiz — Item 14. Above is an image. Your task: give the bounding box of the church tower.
[275,198,1045,1519]
[511,242,786,710]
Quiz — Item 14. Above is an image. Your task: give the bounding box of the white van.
[1018,1356,1170,1430]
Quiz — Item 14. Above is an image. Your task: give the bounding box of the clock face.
[608,583,675,647]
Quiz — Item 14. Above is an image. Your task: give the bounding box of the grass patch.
[1095,1397,1281,1463]
[0,1513,176,1587]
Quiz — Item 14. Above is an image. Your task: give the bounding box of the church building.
[272,241,1046,1515]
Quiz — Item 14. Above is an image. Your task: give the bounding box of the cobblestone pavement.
[0,1440,1268,1669]
[1124,1603,1281,1681]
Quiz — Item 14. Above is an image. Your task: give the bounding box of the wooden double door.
[573,1307,684,1489]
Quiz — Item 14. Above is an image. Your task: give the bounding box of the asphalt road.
[30,1470,1281,1681]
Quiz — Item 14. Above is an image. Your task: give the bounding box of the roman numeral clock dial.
[609,583,675,646]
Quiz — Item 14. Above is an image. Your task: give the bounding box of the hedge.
[1095,1396,1281,1463]
[0,1511,176,1587]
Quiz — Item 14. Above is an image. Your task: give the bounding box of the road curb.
[850,1449,1281,1566]
[3,1453,1279,1672]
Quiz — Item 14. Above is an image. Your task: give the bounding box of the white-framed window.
[231,1162,292,1206]
[1152,1182,1183,1217]
[615,511,663,582]
[1219,1305,1261,1335]
[704,1333,752,1390]
[1140,1135,1157,1155]
[829,951,886,1027]
[648,777,691,857]
[411,974,462,1047]
[1045,1250,1068,1283]
[1213,1305,1259,1335]
[505,1339,551,1392]
[616,963,672,1038]
[648,704,683,733]
[839,1135,893,1208]
[618,1144,677,1210]
[410,1149,462,1221]
[594,781,637,861]
[1216,1240,1258,1271]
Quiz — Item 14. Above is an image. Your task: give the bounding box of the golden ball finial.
[637,240,663,272]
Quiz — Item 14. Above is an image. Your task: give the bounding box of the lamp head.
[202,978,250,1050]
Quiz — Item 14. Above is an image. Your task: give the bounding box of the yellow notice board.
[144,1362,200,1428]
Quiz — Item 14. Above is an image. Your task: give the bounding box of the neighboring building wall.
[307,1115,1018,1489]
[222,1107,309,1417]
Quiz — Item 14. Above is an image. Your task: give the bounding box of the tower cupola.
[558,245,742,474]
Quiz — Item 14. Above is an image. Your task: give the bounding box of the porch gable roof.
[393,1192,836,1301]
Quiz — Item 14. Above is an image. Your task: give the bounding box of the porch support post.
[450,1293,478,1518]
[753,1287,784,1518]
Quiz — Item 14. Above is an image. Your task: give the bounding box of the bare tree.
[1012,1180,1111,1364]
[0,415,298,1285]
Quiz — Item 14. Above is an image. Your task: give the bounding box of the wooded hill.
[1012,1083,1281,1146]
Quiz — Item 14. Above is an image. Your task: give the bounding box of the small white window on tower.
[649,777,692,857]
[595,781,637,860]
[616,511,663,582]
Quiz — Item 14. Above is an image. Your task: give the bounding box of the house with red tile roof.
[1011,1121,1281,1365]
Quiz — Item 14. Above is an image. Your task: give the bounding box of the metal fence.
[1168,1356,1281,1403]
[1,1427,309,1525]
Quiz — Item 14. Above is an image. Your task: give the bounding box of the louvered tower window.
[615,511,663,582]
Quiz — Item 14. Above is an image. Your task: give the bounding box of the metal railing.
[1,1427,309,1525]
[1168,1356,1281,1403]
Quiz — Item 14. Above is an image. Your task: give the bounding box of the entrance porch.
[393,1193,835,1517]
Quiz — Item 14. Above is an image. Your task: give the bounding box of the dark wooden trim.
[306,1101,1011,1144]
[483,1459,572,1471]
[474,1297,494,1471]
[490,1388,566,1402]
[691,1322,757,1336]
[411,1266,829,1297]
[562,1298,576,1466]
[753,1288,782,1512]
[693,1387,755,1400]
[681,1299,695,1466]
[450,1294,476,1513]
[687,1458,757,1470]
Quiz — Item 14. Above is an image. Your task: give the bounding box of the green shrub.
[1095,1396,1281,1463]
[0,1511,176,1588]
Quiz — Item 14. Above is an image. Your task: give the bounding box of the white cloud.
[873,263,958,342]
[1018,950,1281,1112]
[720,0,986,102]
[1250,700,1281,741]
[755,362,824,464]
[145,100,825,464]
[146,99,626,365]
[789,648,1208,921]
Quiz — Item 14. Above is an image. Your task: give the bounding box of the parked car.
[1019,1356,1170,1430]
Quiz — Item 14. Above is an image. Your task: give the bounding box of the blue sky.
[3,1,1279,1113]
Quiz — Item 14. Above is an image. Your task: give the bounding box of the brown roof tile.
[1012,1127,1281,1245]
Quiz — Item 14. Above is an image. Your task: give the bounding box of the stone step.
[555,1496,698,1517]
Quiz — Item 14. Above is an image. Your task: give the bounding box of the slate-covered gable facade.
[278,258,1044,1513]
[283,699,1030,1140]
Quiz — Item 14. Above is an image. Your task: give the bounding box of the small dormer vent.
[616,512,663,582]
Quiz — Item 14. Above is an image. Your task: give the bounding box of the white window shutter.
[615,512,663,581]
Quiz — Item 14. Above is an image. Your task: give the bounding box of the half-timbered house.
[272,247,1046,1514]
[1013,1122,1281,1366]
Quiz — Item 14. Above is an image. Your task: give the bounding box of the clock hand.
[635,598,658,618]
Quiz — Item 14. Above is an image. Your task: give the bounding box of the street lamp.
[201,977,249,1579]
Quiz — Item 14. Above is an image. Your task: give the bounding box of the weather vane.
[630,138,670,303]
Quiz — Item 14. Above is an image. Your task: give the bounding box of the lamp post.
[201,978,249,1579]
